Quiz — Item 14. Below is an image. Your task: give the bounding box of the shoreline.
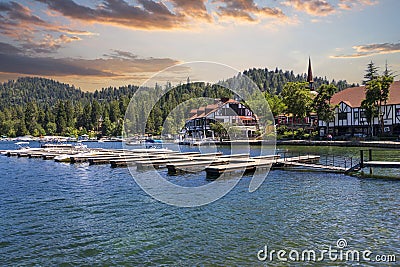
[214,140,400,149]
[276,140,400,149]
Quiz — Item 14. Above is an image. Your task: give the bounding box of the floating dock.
[4,146,397,178]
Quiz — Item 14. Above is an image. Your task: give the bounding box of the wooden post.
[369,149,372,175]
[360,150,364,168]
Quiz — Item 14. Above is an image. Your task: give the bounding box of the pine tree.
[363,61,379,85]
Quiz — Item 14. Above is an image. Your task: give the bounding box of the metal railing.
[280,151,354,170]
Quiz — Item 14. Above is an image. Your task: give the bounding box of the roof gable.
[330,80,400,108]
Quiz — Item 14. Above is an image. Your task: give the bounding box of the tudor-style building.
[182,98,259,139]
[319,81,400,137]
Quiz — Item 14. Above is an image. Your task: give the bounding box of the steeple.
[307,57,314,90]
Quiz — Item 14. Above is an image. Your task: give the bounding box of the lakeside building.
[275,114,318,131]
[181,98,259,139]
[319,81,400,137]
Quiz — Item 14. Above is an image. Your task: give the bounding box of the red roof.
[226,99,239,104]
[239,116,253,120]
[331,80,400,107]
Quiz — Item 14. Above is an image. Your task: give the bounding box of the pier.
[2,146,399,178]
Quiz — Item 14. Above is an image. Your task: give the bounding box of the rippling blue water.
[0,142,399,266]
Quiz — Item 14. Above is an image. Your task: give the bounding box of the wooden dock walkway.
[5,146,399,179]
[280,161,347,172]
[204,155,319,178]
[363,161,400,168]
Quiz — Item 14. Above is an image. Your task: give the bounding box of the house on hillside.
[181,98,259,140]
[318,81,400,137]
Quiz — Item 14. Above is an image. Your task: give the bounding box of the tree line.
[0,68,355,138]
[0,77,136,137]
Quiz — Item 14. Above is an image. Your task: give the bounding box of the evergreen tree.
[55,101,67,134]
[361,62,394,136]
[363,61,379,85]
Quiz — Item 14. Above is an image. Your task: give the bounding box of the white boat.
[54,151,95,163]
[126,140,141,146]
[54,154,74,162]
[74,143,88,149]
[15,141,30,148]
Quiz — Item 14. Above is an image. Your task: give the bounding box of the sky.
[0,0,399,91]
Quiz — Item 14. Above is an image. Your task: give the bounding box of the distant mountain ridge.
[0,77,139,108]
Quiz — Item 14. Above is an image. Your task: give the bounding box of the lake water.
[0,142,399,266]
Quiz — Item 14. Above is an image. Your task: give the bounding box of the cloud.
[169,0,211,21]
[34,0,184,30]
[0,1,95,53]
[0,44,180,79]
[35,0,286,28]
[57,28,98,36]
[0,1,47,26]
[0,42,23,54]
[338,0,378,10]
[104,50,139,60]
[0,54,114,77]
[281,0,335,16]
[18,34,82,54]
[213,0,286,22]
[67,56,181,74]
[331,42,400,58]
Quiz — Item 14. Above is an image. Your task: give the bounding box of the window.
[396,108,400,116]
[354,112,359,120]
[360,111,366,118]
[338,112,347,120]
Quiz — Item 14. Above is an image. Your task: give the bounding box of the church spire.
[307,57,314,90]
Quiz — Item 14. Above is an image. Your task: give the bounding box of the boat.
[54,151,95,163]
[15,141,30,149]
[179,138,218,146]
[53,144,90,162]
[125,140,142,146]
[144,139,163,149]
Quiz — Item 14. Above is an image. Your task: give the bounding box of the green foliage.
[0,65,363,138]
[314,84,337,129]
[281,82,313,119]
[264,92,286,117]
[0,77,137,137]
[242,67,354,94]
[210,122,227,139]
[362,75,394,136]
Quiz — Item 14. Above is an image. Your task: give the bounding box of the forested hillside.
[0,77,137,137]
[242,67,355,94]
[0,68,354,137]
